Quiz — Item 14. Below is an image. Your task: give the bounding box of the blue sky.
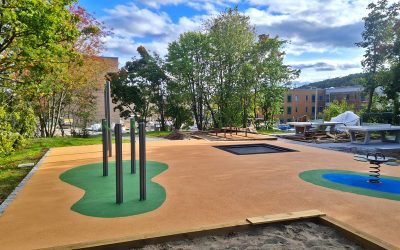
[78,0,376,84]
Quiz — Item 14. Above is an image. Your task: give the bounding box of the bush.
[0,102,36,156]
[323,100,355,121]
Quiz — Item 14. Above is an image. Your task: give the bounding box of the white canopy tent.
[330,111,360,132]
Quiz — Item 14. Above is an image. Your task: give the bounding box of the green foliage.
[356,0,400,112]
[165,79,193,130]
[323,100,355,121]
[0,96,36,155]
[0,0,79,79]
[166,8,298,129]
[110,46,168,130]
[167,32,211,130]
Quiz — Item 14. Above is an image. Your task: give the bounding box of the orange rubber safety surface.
[0,140,399,249]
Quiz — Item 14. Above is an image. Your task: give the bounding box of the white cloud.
[139,0,240,13]
[102,3,174,38]
[100,3,207,67]
[247,0,369,27]
[98,0,374,82]
[287,58,363,83]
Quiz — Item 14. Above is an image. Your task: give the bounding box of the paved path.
[0,140,399,249]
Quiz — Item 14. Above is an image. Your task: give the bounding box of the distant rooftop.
[326,86,363,94]
[293,86,364,93]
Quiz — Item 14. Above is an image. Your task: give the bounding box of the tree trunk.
[393,94,400,125]
[242,97,247,128]
[366,87,374,112]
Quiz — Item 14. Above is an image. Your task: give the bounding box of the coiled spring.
[366,153,385,184]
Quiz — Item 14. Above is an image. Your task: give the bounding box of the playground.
[0,136,400,249]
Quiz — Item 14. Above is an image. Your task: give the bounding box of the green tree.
[165,8,298,130]
[0,0,79,81]
[252,35,299,128]
[384,3,400,124]
[167,32,211,130]
[206,8,256,128]
[20,4,107,137]
[357,0,399,112]
[165,80,192,130]
[109,56,151,123]
[0,93,36,155]
[323,100,355,121]
[138,47,168,131]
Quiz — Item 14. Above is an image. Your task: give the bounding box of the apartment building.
[325,86,366,110]
[280,86,366,123]
[280,89,325,123]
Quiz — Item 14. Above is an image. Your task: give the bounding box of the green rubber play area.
[300,169,400,201]
[60,160,168,218]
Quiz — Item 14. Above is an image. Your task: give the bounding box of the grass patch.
[257,129,289,135]
[0,135,128,204]
[145,131,171,137]
[0,131,170,204]
[0,131,171,204]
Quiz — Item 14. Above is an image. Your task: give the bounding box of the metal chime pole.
[130,118,136,174]
[102,119,108,176]
[115,124,123,204]
[139,122,146,201]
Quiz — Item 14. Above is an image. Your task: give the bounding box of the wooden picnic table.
[214,127,254,138]
[287,122,343,137]
[346,125,400,144]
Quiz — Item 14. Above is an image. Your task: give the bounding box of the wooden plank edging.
[246,209,325,225]
[318,216,398,250]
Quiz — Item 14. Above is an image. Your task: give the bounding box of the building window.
[312,95,316,103]
[306,95,308,101]
[295,106,298,112]
[306,107,308,113]
[287,95,292,103]
[319,95,323,101]
[295,95,298,102]
[287,107,292,115]
[312,106,315,113]
[319,106,324,112]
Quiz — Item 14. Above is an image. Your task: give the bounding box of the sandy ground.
[140,221,362,250]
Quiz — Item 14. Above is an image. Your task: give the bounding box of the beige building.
[92,56,121,125]
[280,86,367,123]
[280,89,325,123]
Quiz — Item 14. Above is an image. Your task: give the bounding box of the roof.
[326,86,363,94]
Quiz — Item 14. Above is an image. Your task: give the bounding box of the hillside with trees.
[299,73,365,89]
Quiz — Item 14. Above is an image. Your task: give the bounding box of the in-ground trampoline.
[214,143,297,155]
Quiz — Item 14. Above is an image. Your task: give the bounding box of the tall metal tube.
[130,118,136,174]
[315,88,318,120]
[139,122,146,201]
[105,80,112,157]
[115,124,123,204]
[102,119,108,177]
